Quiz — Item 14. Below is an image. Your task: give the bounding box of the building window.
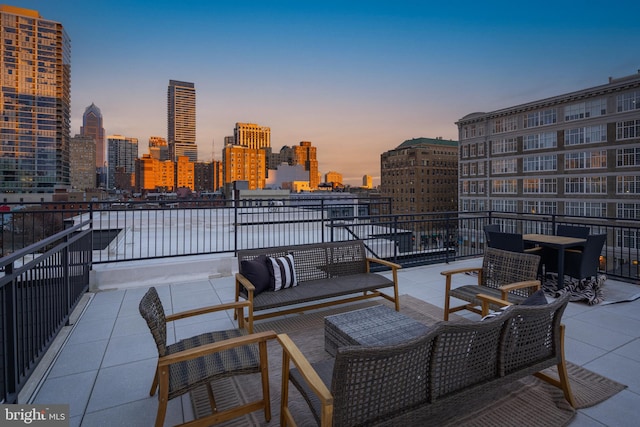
[491,199,517,212]
[491,138,517,154]
[617,175,640,194]
[617,147,640,167]
[564,150,607,170]
[564,201,606,217]
[617,90,640,113]
[565,99,607,121]
[523,132,557,150]
[462,144,469,158]
[491,179,517,194]
[523,178,557,194]
[491,158,517,174]
[478,161,485,176]
[616,119,640,140]
[565,125,607,145]
[564,176,607,194]
[523,108,557,128]
[477,141,484,156]
[617,203,640,220]
[492,117,518,134]
[523,200,557,214]
[523,155,557,172]
[616,229,640,250]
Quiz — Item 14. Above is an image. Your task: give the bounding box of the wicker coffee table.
[324,305,430,356]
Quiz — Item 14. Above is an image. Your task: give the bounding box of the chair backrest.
[483,224,501,245]
[568,233,606,279]
[500,292,570,375]
[556,224,590,239]
[486,231,524,253]
[481,248,540,296]
[139,287,168,357]
[331,330,438,426]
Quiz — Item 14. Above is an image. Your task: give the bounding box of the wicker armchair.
[139,287,277,427]
[441,247,541,320]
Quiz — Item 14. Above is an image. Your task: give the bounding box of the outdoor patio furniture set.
[138,239,578,426]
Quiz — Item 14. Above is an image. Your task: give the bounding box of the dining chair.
[562,234,606,281]
[139,286,277,427]
[483,224,501,246]
[487,231,542,254]
[556,224,590,239]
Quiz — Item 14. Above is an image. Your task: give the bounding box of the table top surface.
[523,233,586,246]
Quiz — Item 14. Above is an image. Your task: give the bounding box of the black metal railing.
[0,220,92,403]
[2,199,640,282]
[1,198,640,403]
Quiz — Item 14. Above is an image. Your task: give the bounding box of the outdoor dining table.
[523,234,587,289]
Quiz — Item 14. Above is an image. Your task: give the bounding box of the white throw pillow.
[268,254,297,291]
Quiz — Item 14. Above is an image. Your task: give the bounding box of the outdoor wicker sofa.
[235,240,401,324]
[278,292,575,426]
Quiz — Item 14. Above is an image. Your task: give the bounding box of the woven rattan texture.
[324,305,430,356]
[237,240,396,311]
[450,247,540,310]
[290,292,571,426]
[139,287,261,400]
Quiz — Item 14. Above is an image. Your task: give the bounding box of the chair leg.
[259,340,272,422]
[150,368,159,396]
[155,367,170,427]
[206,382,217,413]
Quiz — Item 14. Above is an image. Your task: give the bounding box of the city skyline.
[17,0,640,186]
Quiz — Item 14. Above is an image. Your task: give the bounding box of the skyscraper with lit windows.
[0,5,71,200]
[168,80,197,162]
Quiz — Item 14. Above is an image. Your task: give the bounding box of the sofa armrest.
[477,293,512,316]
[167,299,254,333]
[366,257,401,271]
[440,266,482,277]
[277,333,333,426]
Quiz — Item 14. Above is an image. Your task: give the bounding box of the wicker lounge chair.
[441,247,541,319]
[139,287,277,427]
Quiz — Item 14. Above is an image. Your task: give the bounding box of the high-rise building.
[81,104,105,164]
[292,141,319,190]
[107,135,138,190]
[234,123,270,149]
[168,80,197,161]
[81,103,106,187]
[380,137,459,214]
[223,123,270,189]
[222,144,266,190]
[0,6,71,200]
[456,71,640,221]
[149,136,169,161]
[270,141,319,189]
[70,135,97,191]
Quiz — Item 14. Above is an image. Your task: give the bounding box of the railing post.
[321,199,325,243]
[445,213,451,264]
[2,262,17,403]
[234,199,239,254]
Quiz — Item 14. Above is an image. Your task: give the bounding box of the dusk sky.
[17,0,640,186]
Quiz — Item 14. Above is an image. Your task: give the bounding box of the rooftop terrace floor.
[29,257,640,426]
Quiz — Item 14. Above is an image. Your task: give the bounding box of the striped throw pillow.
[268,254,297,291]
